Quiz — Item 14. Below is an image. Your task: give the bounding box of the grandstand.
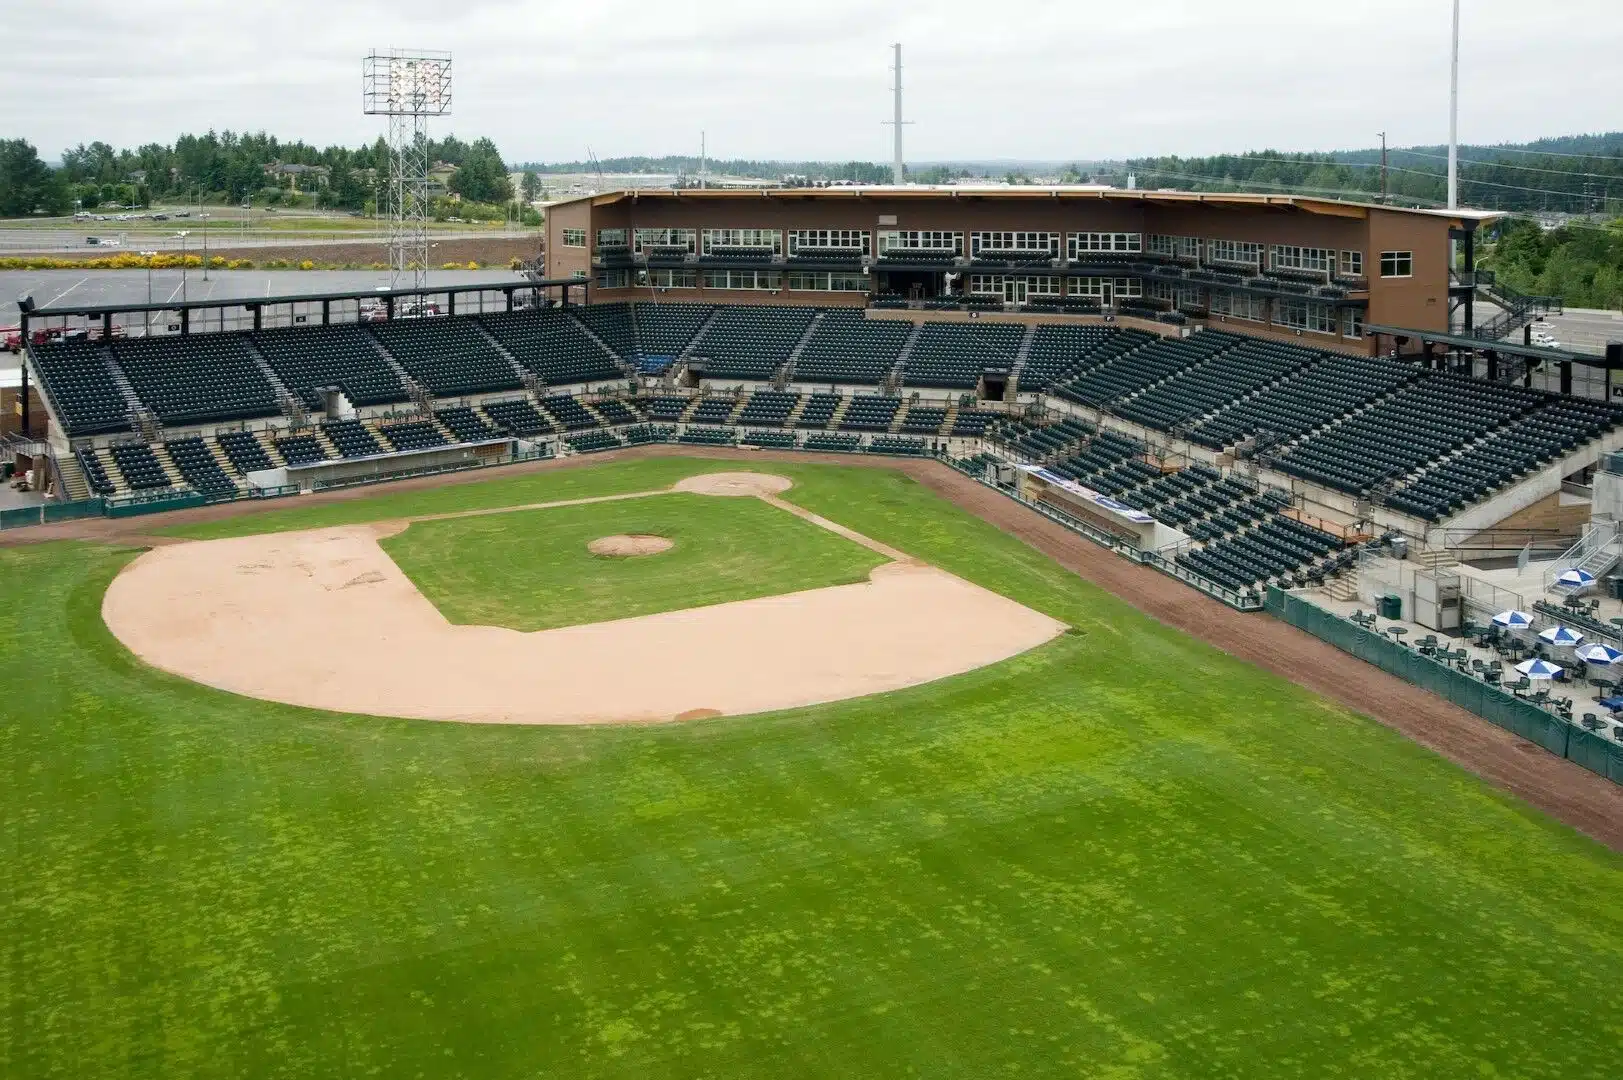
[13,210,1623,614]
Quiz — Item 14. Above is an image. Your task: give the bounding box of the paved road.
[0,227,518,253]
[2,268,532,325]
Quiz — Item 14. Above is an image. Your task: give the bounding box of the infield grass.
[379,492,887,632]
[4,457,1623,1079]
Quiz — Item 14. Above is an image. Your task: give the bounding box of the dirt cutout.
[588,534,674,557]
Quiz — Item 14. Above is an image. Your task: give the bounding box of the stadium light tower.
[884,43,912,185]
[363,49,452,290]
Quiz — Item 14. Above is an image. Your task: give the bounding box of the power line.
[1456,142,1623,160]
[1393,148,1623,181]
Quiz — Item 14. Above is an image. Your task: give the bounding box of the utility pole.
[1378,132,1388,203]
[700,131,707,190]
[1448,0,1460,210]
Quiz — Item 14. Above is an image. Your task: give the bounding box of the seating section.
[840,396,901,431]
[795,393,841,428]
[741,430,796,448]
[1186,353,1417,451]
[216,430,272,474]
[370,319,520,395]
[642,396,691,422]
[77,447,116,494]
[254,325,407,407]
[570,303,637,363]
[1386,398,1623,521]
[377,421,448,453]
[323,419,386,458]
[275,433,331,466]
[899,406,947,434]
[112,334,279,425]
[736,390,799,427]
[1178,516,1348,593]
[868,435,928,455]
[1053,332,1236,409]
[435,406,502,443]
[1112,337,1319,433]
[630,303,714,363]
[590,399,643,425]
[109,442,172,489]
[677,426,736,446]
[903,322,1025,389]
[163,437,236,497]
[567,429,621,453]
[480,310,620,386]
[482,398,555,436]
[804,432,862,452]
[31,340,131,434]
[1020,326,1143,392]
[689,306,816,380]
[951,409,1000,437]
[792,310,911,384]
[1271,375,1546,496]
[623,424,676,445]
[687,397,738,425]
[541,395,601,431]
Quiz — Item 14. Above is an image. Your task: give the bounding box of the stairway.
[363,331,422,401]
[678,396,706,422]
[888,401,911,433]
[150,443,186,487]
[1415,548,1459,573]
[780,311,826,386]
[1470,277,1563,343]
[255,430,287,467]
[56,453,90,501]
[204,437,246,485]
[94,447,128,493]
[1325,568,1360,602]
[784,395,812,427]
[677,308,724,365]
[891,321,925,387]
[312,426,341,459]
[241,337,304,423]
[828,394,853,429]
[725,393,751,424]
[100,346,145,423]
[941,401,960,438]
[1007,324,1039,395]
[470,320,533,384]
[578,400,612,427]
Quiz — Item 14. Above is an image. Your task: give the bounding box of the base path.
[102,481,1067,726]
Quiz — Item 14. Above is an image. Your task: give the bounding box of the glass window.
[642,269,697,289]
[786,270,868,291]
[788,230,871,255]
[595,228,627,248]
[877,230,962,254]
[1268,245,1334,274]
[1379,251,1413,277]
[1340,250,1364,277]
[971,232,1060,255]
[1206,239,1262,266]
[561,229,586,247]
[633,228,696,254]
[1066,233,1142,258]
[701,269,781,291]
[595,269,630,289]
[1342,307,1365,338]
[701,229,783,255]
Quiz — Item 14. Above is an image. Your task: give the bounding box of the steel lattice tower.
[363,50,452,290]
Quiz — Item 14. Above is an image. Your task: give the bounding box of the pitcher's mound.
[588,534,674,557]
[676,472,792,497]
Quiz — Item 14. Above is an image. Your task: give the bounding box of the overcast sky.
[9,0,1621,164]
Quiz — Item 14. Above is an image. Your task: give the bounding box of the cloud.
[7,0,1621,163]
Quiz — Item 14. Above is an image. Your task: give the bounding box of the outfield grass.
[380,492,887,631]
[4,458,1623,1078]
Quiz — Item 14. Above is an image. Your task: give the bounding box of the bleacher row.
[67,389,1006,498]
[987,418,1351,593]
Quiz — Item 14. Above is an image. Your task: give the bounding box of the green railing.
[1266,587,1623,786]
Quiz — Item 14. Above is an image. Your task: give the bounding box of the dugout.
[1015,464,1183,550]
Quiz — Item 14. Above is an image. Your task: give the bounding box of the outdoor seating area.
[688,306,817,380]
[1051,331,1234,409]
[479,310,621,387]
[791,309,911,385]
[112,334,281,426]
[1185,352,1416,452]
[480,398,554,437]
[253,325,410,408]
[30,339,133,435]
[370,319,522,396]
[902,322,1024,389]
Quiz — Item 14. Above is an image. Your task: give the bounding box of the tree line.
[0,131,518,217]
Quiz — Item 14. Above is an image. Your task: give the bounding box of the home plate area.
[102,473,1067,725]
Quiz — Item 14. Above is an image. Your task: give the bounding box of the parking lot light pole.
[201,214,211,280]
[139,250,158,306]
[175,231,191,305]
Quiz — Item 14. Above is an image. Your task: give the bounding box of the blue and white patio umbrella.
[1556,568,1597,589]
[1576,643,1623,666]
[1492,610,1535,629]
[1538,625,1585,647]
[1515,658,1564,680]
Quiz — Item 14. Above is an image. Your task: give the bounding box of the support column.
[322,299,330,326]
[1462,227,1475,335]
[19,357,29,435]
[181,308,190,336]
[1560,361,1573,396]
[1486,350,1498,381]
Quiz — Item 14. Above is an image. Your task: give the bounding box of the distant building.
[262,162,332,191]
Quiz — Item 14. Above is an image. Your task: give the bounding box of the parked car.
[1,325,21,352]
[85,236,101,245]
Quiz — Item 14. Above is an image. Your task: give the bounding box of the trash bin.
[1389,536,1409,560]
[1379,593,1402,620]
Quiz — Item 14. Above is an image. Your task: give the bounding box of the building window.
[634,228,696,255]
[1209,289,1266,321]
[642,268,697,289]
[1276,298,1336,334]
[701,268,780,291]
[1146,234,1199,260]
[1066,232,1142,259]
[701,228,782,255]
[788,229,870,255]
[877,230,962,254]
[1379,251,1413,278]
[1340,250,1364,278]
[1342,307,1365,338]
[596,268,630,289]
[1268,245,1334,274]
[971,231,1060,256]
[561,229,586,247]
[1206,239,1262,267]
[570,269,587,280]
[595,228,627,248]
[786,270,868,291]
[1068,277,1142,299]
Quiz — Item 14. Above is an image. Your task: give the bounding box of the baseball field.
[3,454,1622,1078]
